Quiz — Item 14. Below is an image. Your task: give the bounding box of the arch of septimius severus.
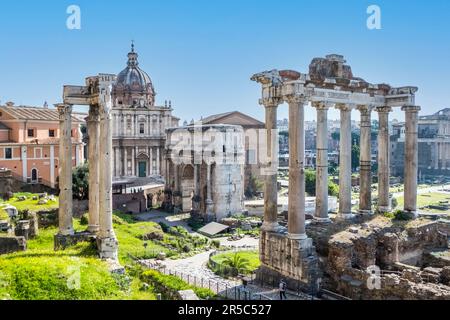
[251,54,419,285]
[54,74,119,261]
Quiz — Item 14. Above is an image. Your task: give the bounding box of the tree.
[222,253,250,275]
[305,169,339,197]
[245,173,263,199]
[72,163,89,200]
[351,144,360,172]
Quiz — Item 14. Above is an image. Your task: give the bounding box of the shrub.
[211,240,221,248]
[80,214,89,225]
[140,269,215,300]
[394,210,414,221]
[158,222,170,233]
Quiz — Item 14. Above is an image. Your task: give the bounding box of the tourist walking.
[279,279,287,300]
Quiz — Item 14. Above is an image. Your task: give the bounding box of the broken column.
[313,101,331,222]
[376,106,392,213]
[56,103,74,235]
[358,105,373,215]
[403,105,421,218]
[337,104,353,219]
[87,105,100,233]
[97,88,118,260]
[286,95,307,239]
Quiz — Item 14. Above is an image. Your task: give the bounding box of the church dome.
[113,43,155,107]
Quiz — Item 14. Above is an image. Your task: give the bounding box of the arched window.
[31,168,38,183]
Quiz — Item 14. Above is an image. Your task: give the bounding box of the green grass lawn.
[394,192,450,214]
[0,216,159,300]
[0,192,59,212]
[210,250,260,274]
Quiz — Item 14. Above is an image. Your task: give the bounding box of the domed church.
[112,43,179,182]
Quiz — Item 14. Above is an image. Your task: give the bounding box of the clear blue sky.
[1,0,449,123]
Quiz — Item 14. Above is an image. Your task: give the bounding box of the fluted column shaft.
[313,102,330,221]
[403,105,421,217]
[262,103,280,231]
[376,107,392,213]
[287,96,307,239]
[56,104,74,235]
[337,104,353,218]
[98,102,116,241]
[358,105,373,214]
[87,105,100,233]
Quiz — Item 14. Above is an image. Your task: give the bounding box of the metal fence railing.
[140,260,272,300]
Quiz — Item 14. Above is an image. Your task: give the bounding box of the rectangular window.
[5,148,12,159]
[34,148,42,159]
[27,129,34,137]
[140,123,145,134]
[49,129,55,137]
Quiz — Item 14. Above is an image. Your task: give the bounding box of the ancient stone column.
[337,104,353,219]
[87,105,100,233]
[98,97,118,259]
[205,164,214,218]
[313,102,330,221]
[402,105,421,217]
[286,96,307,239]
[56,104,74,236]
[358,105,373,215]
[262,101,280,232]
[376,106,392,213]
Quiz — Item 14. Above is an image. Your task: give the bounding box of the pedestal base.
[358,210,373,216]
[261,221,282,233]
[313,217,332,223]
[97,236,119,260]
[377,206,391,214]
[336,213,355,221]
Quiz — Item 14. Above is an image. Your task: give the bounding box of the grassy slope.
[0,217,156,300]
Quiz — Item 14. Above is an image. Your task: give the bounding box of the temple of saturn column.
[54,74,119,260]
[251,54,419,285]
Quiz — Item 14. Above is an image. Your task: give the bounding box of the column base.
[261,221,281,233]
[358,209,373,216]
[313,216,332,223]
[97,236,119,260]
[403,209,418,219]
[87,225,99,233]
[336,213,355,220]
[377,206,391,213]
[287,233,308,240]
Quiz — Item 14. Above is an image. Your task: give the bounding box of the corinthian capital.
[312,101,333,110]
[375,106,393,114]
[260,97,283,108]
[87,105,100,122]
[284,94,307,105]
[55,104,72,120]
[401,105,421,113]
[335,103,353,112]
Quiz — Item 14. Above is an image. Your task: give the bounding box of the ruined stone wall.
[324,219,450,300]
[258,231,319,287]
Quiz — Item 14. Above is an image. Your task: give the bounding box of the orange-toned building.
[0,103,85,188]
